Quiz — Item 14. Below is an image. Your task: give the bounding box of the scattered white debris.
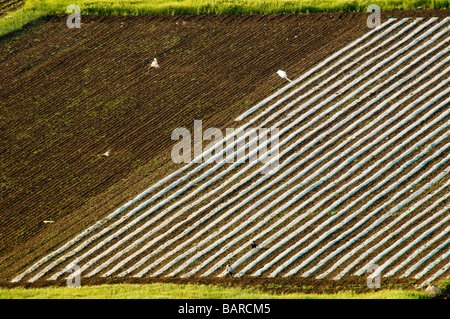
[276,70,292,82]
[151,58,160,69]
[91,149,111,158]
[43,221,54,223]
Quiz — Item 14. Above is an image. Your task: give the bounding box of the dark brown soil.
[0,11,368,276]
[0,0,22,18]
[0,9,448,291]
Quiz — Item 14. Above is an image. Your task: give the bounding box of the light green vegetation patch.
[1,0,448,37]
[0,283,430,299]
[23,0,450,15]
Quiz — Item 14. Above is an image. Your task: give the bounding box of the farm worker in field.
[251,240,258,249]
[226,264,233,277]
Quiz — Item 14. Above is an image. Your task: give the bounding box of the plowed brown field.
[1,10,448,292]
[0,0,22,17]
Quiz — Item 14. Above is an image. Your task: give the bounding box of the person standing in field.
[251,240,258,249]
[226,264,233,277]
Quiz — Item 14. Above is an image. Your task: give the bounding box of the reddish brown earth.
[0,10,448,293]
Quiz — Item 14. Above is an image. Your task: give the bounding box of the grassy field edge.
[0,283,433,299]
[1,0,449,38]
[0,8,45,38]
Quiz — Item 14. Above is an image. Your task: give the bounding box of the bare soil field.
[0,9,448,293]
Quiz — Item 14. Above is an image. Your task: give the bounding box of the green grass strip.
[1,0,448,38]
[22,0,450,15]
[0,8,45,38]
[0,283,430,299]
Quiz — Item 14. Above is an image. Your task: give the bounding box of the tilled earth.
[0,0,22,18]
[0,10,449,294]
